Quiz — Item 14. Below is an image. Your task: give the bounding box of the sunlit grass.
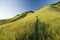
[0,3,60,40]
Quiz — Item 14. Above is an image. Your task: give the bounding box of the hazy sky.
[0,0,59,19]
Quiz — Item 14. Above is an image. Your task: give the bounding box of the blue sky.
[0,0,59,19]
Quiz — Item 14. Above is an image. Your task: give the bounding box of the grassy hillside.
[0,11,33,25]
[0,2,60,40]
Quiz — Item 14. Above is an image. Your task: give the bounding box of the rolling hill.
[0,2,60,40]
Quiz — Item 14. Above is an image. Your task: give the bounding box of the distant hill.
[0,2,60,40]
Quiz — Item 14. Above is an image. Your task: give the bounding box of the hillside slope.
[0,11,33,25]
[0,2,60,40]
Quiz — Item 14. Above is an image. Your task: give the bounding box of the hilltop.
[0,2,60,40]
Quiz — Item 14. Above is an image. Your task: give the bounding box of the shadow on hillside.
[15,16,54,40]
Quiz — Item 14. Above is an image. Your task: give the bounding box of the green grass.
[0,2,60,40]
